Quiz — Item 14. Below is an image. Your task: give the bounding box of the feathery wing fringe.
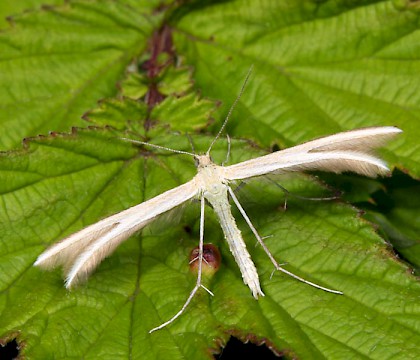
[223,127,401,181]
[283,126,401,154]
[34,181,198,287]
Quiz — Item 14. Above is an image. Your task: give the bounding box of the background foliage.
[0,1,419,359]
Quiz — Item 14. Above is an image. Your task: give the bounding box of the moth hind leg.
[149,196,213,333]
[227,186,343,295]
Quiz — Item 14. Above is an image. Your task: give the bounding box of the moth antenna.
[120,137,196,157]
[207,65,254,155]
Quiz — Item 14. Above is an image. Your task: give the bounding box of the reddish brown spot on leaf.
[189,243,221,274]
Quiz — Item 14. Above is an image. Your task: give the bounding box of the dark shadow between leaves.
[215,336,284,360]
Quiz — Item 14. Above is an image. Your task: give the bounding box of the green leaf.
[1,1,420,359]
[0,0,159,149]
[151,92,216,131]
[84,97,149,130]
[120,65,194,99]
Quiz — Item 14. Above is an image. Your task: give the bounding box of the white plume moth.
[34,72,402,332]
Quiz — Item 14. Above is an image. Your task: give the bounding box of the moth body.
[194,154,264,298]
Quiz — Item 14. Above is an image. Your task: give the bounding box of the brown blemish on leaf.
[189,244,221,274]
[183,224,193,234]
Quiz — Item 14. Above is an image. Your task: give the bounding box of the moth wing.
[223,126,401,181]
[280,126,402,154]
[34,180,199,287]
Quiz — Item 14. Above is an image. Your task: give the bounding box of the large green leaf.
[0,0,159,149]
[1,1,420,359]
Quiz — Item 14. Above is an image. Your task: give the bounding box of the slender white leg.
[149,196,212,333]
[268,178,340,202]
[227,186,343,295]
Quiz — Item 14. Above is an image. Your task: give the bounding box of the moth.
[34,80,402,332]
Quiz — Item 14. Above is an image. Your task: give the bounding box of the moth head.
[194,154,213,168]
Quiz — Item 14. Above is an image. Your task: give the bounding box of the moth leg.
[227,186,343,295]
[149,195,212,333]
[267,177,341,203]
[189,254,210,266]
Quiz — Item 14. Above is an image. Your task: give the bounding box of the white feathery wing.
[34,181,198,287]
[222,126,402,181]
